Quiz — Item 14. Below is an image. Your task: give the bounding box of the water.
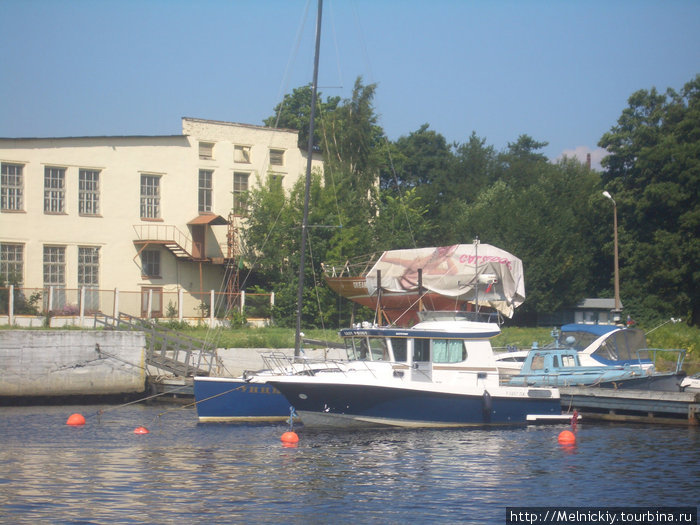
[0,403,697,524]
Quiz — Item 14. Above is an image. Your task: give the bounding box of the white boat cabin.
[338,313,503,388]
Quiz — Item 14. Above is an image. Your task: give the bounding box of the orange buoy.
[281,431,299,445]
[134,426,150,435]
[66,413,86,426]
[558,430,576,445]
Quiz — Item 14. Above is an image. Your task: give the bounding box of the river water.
[0,403,697,524]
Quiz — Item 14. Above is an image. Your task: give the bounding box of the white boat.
[681,373,700,393]
[267,312,561,429]
[494,349,530,377]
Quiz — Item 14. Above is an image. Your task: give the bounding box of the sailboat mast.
[295,0,323,356]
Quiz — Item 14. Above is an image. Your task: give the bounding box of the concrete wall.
[0,331,146,397]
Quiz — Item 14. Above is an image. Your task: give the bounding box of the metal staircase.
[132,224,195,261]
[94,312,220,377]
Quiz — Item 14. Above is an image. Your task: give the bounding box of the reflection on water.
[0,404,697,523]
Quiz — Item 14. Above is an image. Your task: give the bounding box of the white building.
[0,117,320,320]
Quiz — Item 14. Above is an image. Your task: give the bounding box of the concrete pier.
[0,330,146,398]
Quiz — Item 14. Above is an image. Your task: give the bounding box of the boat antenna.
[474,236,480,314]
[295,0,323,356]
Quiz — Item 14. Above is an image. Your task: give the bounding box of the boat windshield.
[344,336,391,361]
[592,329,649,362]
[560,331,605,350]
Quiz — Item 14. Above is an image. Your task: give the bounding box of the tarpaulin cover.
[365,244,525,318]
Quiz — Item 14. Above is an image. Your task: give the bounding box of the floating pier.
[559,387,700,426]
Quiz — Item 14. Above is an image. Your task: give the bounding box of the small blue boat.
[508,346,686,391]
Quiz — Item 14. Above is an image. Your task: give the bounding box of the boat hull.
[193,376,292,423]
[268,381,561,429]
[510,372,686,391]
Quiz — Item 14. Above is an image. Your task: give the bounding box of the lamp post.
[602,191,622,322]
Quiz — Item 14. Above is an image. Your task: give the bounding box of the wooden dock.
[559,387,700,426]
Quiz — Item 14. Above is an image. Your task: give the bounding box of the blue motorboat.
[193,351,343,423]
[508,346,686,391]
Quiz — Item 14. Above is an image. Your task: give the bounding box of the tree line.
[239,74,700,329]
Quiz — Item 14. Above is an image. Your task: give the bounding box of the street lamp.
[602,191,622,322]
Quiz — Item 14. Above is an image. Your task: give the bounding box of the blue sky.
[1,0,698,169]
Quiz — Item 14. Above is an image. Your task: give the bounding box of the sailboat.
[323,242,525,327]
[193,0,326,423]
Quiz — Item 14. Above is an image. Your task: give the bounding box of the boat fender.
[482,390,493,423]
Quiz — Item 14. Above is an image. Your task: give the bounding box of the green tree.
[450,150,604,323]
[245,78,388,328]
[599,74,700,325]
[263,84,340,151]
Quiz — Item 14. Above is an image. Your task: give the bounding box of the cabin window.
[531,354,545,370]
[561,354,578,367]
[345,336,369,360]
[433,339,466,363]
[390,338,407,362]
[552,356,559,368]
[414,338,430,362]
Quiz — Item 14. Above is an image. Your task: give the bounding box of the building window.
[1,163,23,211]
[234,145,251,164]
[198,170,213,213]
[141,250,160,277]
[199,141,214,160]
[44,167,66,213]
[43,245,66,309]
[233,172,249,214]
[269,149,285,166]
[78,246,100,311]
[79,169,100,216]
[0,243,24,284]
[140,174,161,219]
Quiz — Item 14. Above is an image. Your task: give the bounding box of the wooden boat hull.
[325,275,477,326]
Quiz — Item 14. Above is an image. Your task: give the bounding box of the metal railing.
[0,286,274,327]
[132,224,193,255]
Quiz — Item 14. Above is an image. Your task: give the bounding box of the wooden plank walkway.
[559,387,700,426]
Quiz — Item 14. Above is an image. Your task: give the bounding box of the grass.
[3,318,698,374]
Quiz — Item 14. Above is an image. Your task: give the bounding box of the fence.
[0,286,275,328]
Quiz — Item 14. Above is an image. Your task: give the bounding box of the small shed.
[571,298,622,325]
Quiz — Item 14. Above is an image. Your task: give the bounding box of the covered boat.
[323,243,525,326]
